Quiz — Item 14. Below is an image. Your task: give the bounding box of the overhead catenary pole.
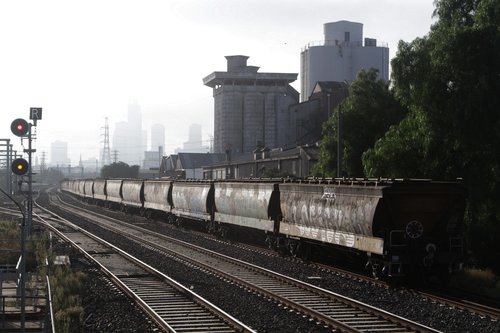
[7,139,12,195]
[337,103,341,178]
[336,81,349,178]
[26,123,33,233]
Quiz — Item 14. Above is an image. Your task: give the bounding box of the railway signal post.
[8,107,42,333]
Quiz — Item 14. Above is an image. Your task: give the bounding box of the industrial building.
[300,21,389,101]
[202,145,319,180]
[203,55,299,154]
[288,81,349,145]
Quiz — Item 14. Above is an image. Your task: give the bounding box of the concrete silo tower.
[203,56,299,154]
[301,21,389,101]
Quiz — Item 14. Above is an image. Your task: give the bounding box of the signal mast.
[9,107,42,332]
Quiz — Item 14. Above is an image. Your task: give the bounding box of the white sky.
[0,0,435,165]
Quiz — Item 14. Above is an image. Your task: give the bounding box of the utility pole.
[40,151,46,180]
[111,150,119,164]
[336,81,349,178]
[337,103,341,178]
[101,117,111,168]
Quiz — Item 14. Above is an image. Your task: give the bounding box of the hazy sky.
[0,0,436,165]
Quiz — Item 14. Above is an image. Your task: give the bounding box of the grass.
[50,265,86,333]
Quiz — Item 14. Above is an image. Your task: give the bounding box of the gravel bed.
[43,193,333,332]
[51,239,161,332]
[142,222,500,333]
[45,192,500,333]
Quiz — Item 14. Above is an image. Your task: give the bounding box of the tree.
[101,162,140,178]
[364,0,500,272]
[363,110,433,178]
[312,69,407,177]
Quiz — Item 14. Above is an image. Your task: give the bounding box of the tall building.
[112,101,145,166]
[181,124,207,153]
[301,21,389,101]
[142,123,165,170]
[112,121,128,163]
[151,123,165,152]
[50,140,71,166]
[203,55,299,154]
[188,123,202,145]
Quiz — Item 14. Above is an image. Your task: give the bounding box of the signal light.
[11,118,29,136]
[11,158,29,176]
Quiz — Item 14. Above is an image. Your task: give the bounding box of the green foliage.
[363,110,433,178]
[0,219,20,263]
[55,306,84,333]
[312,116,339,177]
[365,0,500,272]
[313,69,407,177]
[101,161,140,178]
[50,265,86,333]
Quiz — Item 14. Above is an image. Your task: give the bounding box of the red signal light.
[11,118,29,136]
[11,158,29,176]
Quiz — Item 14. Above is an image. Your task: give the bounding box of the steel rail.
[414,289,500,320]
[34,203,255,333]
[49,192,441,333]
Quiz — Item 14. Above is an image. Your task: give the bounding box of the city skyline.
[0,0,436,165]
[48,108,208,167]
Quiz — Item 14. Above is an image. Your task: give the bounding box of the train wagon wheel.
[265,235,276,250]
[219,226,232,241]
[299,244,311,261]
[365,259,383,279]
[287,240,301,258]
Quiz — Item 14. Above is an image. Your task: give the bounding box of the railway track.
[45,191,441,333]
[412,288,500,321]
[0,206,23,217]
[34,203,255,333]
[179,215,500,322]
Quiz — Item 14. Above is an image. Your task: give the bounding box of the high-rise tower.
[181,123,208,153]
[112,101,144,166]
[50,140,70,166]
[151,123,165,153]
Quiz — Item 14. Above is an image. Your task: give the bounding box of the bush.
[50,265,86,332]
[0,219,20,264]
[55,306,84,333]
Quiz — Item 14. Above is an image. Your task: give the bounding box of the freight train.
[60,178,466,279]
